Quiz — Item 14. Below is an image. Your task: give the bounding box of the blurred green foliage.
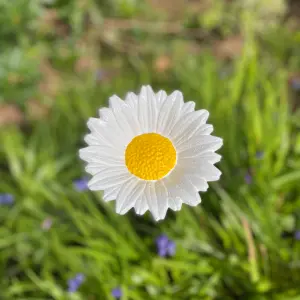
[1,0,300,299]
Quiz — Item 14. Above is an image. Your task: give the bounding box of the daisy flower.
[79,85,222,221]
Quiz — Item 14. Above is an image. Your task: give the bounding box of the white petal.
[86,118,107,143]
[186,161,222,182]
[198,164,221,181]
[137,86,150,132]
[179,154,221,170]
[98,107,114,122]
[156,91,183,136]
[197,153,222,164]
[170,110,209,145]
[177,153,222,180]
[173,177,201,206]
[144,183,157,219]
[181,101,195,115]
[188,124,214,143]
[127,86,158,133]
[144,183,159,221]
[134,196,148,215]
[81,155,124,166]
[146,86,158,132]
[88,169,130,190]
[156,90,167,106]
[178,136,223,158]
[109,95,142,139]
[163,167,201,207]
[195,124,214,135]
[167,197,182,211]
[85,163,109,176]
[125,92,138,112]
[176,135,223,157]
[154,181,169,221]
[103,185,121,202]
[108,95,125,111]
[80,145,123,157]
[116,178,146,215]
[176,124,214,149]
[169,162,210,191]
[108,97,135,141]
[84,133,103,146]
[187,175,209,191]
[87,118,126,149]
[79,146,124,166]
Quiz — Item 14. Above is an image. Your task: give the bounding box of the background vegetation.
[1,0,300,299]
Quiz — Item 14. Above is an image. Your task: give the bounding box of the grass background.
[1,0,300,299]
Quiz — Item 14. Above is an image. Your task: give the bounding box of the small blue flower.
[156,234,176,257]
[290,78,300,91]
[67,273,85,293]
[295,231,300,240]
[167,240,176,256]
[244,172,252,185]
[0,194,14,205]
[111,287,122,299]
[41,218,53,230]
[255,151,264,159]
[95,69,105,81]
[73,177,89,191]
[219,70,230,79]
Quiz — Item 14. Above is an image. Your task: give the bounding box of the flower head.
[95,69,105,81]
[156,234,176,257]
[295,230,300,241]
[0,194,14,205]
[167,239,176,256]
[255,151,264,159]
[244,172,252,185]
[219,69,231,79]
[73,177,89,191]
[290,78,300,91]
[41,218,53,230]
[79,86,223,220]
[111,287,122,299]
[67,273,85,293]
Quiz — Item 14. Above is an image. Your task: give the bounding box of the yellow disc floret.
[125,133,177,180]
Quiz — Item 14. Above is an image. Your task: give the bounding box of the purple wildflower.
[73,177,89,191]
[244,172,252,185]
[41,218,53,230]
[156,234,176,257]
[295,231,300,240]
[0,194,14,205]
[167,240,176,256]
[219,70,230,79]
[255,151,264,159]
[95,69,105,81]
[67,273,85,293]
[290,78,300,91]
[111,287,122,299]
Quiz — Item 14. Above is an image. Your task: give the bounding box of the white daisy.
[79,85,223,221]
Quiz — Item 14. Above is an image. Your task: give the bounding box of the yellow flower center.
[125,133,177,180]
